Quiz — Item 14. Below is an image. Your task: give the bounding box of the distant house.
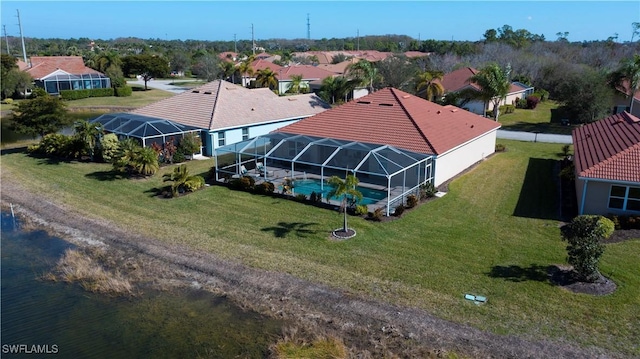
[572,112,640,215]
[611,80,640,117]
[241,59,283,88]
[439,67,533,116]
[24,56,110,95]
[276,65,337,95]
[130,80,331,156]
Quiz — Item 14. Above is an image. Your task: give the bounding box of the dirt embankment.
[0,177,620,359]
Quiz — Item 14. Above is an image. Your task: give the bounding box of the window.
[242,128,249,141]
[218,132,225,147]
[608,185,640,212]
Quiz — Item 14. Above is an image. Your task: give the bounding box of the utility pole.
[357,29,360,51]
[234,33,237,53]
[17,9,27,63]
[306,13,310,40]
[251,23,255,55]
[3,25,10,55]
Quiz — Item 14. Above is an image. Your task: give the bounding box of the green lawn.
[2,140,638,356]
[64,85,174,109]
[498,100,577,135]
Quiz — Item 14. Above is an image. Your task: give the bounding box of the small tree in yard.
[327,174,363,233]
[163,164,205,197]
[561,215,614,282]
[10,88,72,138]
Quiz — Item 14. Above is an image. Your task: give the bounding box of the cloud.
[527,16,533,20]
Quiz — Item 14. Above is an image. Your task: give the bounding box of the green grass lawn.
[498,100,577,135]
[64,85,174,109]
[2,140,638,356]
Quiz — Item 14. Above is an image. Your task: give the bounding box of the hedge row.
[60,88,114,100]
[115,86,132,97]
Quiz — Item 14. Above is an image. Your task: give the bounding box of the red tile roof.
[439,67,480,92]
[572,112,640,183]
[25,56,102,79]
[275,87,500,155]
[132,80,330,130]
[250,59,283,73]
[277,65,337,81]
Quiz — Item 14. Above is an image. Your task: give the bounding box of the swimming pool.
[291,179,387,205]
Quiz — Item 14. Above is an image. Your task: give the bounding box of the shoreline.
[0,177,618,358]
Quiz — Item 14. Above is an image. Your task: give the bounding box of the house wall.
[353,88,369,100]
[461,100,486,116]
[504,91,525,106]
[576,178,640,215]
[205,117,305,156]
[278,80,312,95]
[612,94,640,117]
[433,130,497,186]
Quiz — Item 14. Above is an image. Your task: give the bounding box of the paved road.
[497,129,572,144]
[127,78,202,94]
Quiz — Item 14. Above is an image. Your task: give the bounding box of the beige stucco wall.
[434,130,497,186]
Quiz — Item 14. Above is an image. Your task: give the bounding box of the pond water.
[1,112,103,145]
[1,211,284,358]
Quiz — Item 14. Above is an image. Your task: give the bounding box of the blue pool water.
[291,179,387,205]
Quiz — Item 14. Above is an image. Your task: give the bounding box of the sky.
[1,1,639,43]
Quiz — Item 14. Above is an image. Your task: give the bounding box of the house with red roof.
[276,87,501,187]
[439,67,533,116]
[572,112,640,215]
[129,80,330,155]
[611,80,640,117]
[276,65,338,95]
[240,59,283,87]
[24,56,110,95]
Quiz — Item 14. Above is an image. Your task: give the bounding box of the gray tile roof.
[132,80,330,131]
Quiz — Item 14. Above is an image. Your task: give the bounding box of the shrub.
[178,132,202,156]
[172,149,186,163]
[516,98,528,109]
[394,204,405,217]
[184,175,205,192]
[36,133,75,158]
[533,89,549,101]
[499,104,515,114]
[419,182,436,200]
[368,207,384,221]
[355,204,368,216]
[60,88,114,100]
[561,144,572,158]
[559,164,575,182]
[295,193,307,202]
[561,215,611,282]
[115,86,132,97]
[526,95,540,109]
[238,175,255,191]
[99,133,119,163]
[309,191,323,203]
[2,98,13,104]
[254,181,275,194]
[485,110,493,118]
[406,194,418,208]
[495,143,506,152]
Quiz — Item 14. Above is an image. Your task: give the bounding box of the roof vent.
[402,95,411,99]
[288,98,297,101]
[437,110,442,114]
[450,108,458,112]
[357,101,371,104]
[192,90,200,93]
[204,91,212,94]
[379,103,393,107]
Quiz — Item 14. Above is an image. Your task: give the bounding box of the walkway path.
[127,78,203,94]
[497,129,572,144]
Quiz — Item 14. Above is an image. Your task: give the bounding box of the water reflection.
[1,212,283,358]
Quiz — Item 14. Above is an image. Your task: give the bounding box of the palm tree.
[163,164,190,197]
[218,60,236,83]
[287,74,305,94]
[255,68,279,92]
[609,54,640,114]
[415,70,444,102]
[113,138,140,173]
[73,120,103,161]
[346,60,378,94]
[95,51,122,73]
[132,146,159,176]
[319,76,358,105]
[327,174,363,233]
[237,55,255,87]
[469,64,511,121]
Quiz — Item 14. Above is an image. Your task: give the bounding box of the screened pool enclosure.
[214,133,435,216]
[37,73,111,95]
[90,113,203,152]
